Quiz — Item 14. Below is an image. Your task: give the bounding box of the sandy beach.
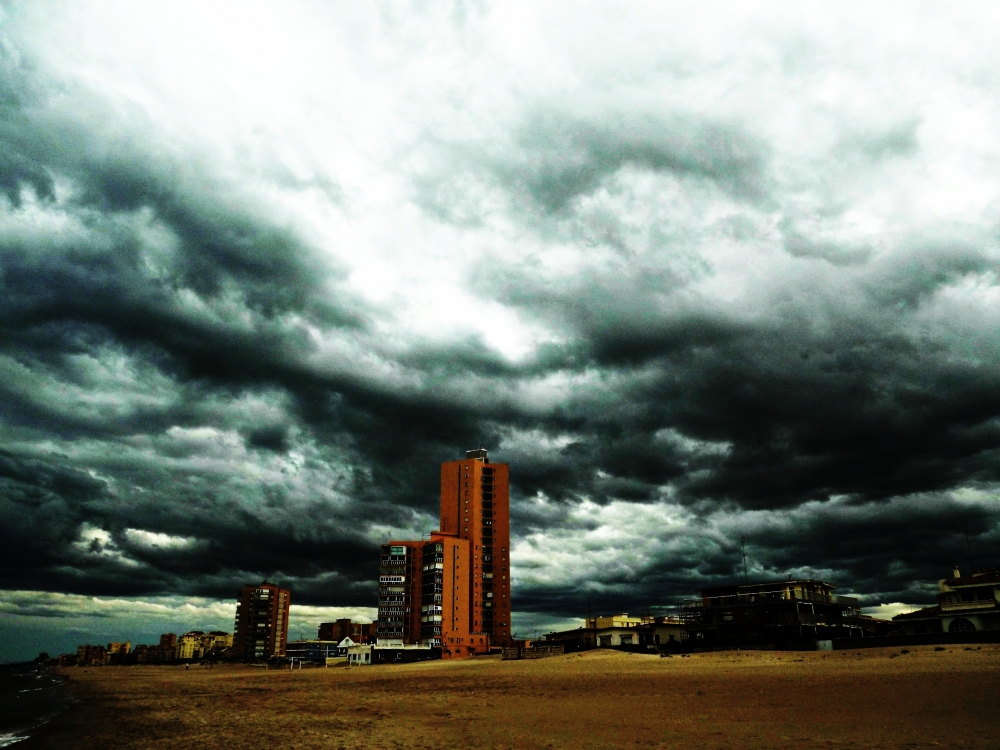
[25,645,1000,749]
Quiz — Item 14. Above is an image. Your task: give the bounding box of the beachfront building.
[588,615,685,649]
[285,640,341,663]
[892,567,1000,635]
[682,579,865,648]
[76,644,108,666]
[544,614,685,653]
[233,581,291,661]
[347,643,372,665]
[176,631,205,660]
[107,641,131,664]
[376,448,512,659]
[200,631,234,657]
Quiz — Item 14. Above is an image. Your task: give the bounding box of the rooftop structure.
[893,567,1000,635]
[683,578,864,647]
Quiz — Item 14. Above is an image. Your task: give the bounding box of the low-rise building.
[545,614,685,652]
[347,644,372,665]
[682,579,864,648]
[893,567,1000,635]
[285,640,341,663]
[346,643,437,666]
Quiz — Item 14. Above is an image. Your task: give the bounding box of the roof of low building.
[891,605,940,621]
[944,567,1000,587]
[701,579,837,596]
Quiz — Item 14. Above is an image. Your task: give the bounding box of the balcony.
[941,600,997,612]
[685,590,849,608]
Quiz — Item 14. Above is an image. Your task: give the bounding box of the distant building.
[285,640,341,663]
[586,614,645,629]
[77,644,108,666]
[233,581,291,661]
[347,643,372,665]
[893,567,1000,635]
[544,614,685,653]
[130,633,181,664]
[107,641,131,664]
[346,643,436,666]
[200,631,234,657]
[176,631,205,660]
[318,619,376,643]
[682,579,864,647]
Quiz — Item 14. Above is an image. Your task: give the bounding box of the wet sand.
[26,645,1000,749]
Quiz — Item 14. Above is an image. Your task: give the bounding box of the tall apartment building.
[377,448,512,658]
[233,581,291,661]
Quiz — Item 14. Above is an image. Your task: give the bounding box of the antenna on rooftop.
[741,536,748,584]
[964,532,976,568]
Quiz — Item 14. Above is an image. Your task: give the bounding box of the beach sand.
[25,645,1000,749]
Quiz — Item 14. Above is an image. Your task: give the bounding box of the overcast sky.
[3,1,1000,661]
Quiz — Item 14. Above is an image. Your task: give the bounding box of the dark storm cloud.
[2,1,1000,647]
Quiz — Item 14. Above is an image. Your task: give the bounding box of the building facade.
[683,579,864,647]
[318,619,376,643]
[233,581,291,661]
[376,448,512,658]
[893,567,1000,634]
[439,449,512,647]
[76,644,108,666]
[285,640,340,663]
[107,641,131,664]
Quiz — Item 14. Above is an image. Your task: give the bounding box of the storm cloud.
[2,1,1000,659]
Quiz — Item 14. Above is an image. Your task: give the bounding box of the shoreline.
[0,666,73,748]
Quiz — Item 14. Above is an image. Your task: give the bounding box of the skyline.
[3,1,1000,663]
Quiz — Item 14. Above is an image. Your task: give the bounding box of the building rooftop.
[943,567,1000,588]
[891,605,941,621]
[701,579,837,596]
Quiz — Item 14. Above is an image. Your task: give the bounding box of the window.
[949,618,976,633]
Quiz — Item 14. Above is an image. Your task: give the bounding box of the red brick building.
[233,581,291,661]
[318,619,377,643]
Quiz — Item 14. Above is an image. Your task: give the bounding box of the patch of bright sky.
[72,523,139,567]
[123,528,198,550]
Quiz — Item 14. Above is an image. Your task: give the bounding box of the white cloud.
[71,523,140,568]
[123,528,198,551]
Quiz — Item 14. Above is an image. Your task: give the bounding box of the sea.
[0,664,71,747]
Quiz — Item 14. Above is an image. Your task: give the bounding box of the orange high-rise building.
[376,448,511,658]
